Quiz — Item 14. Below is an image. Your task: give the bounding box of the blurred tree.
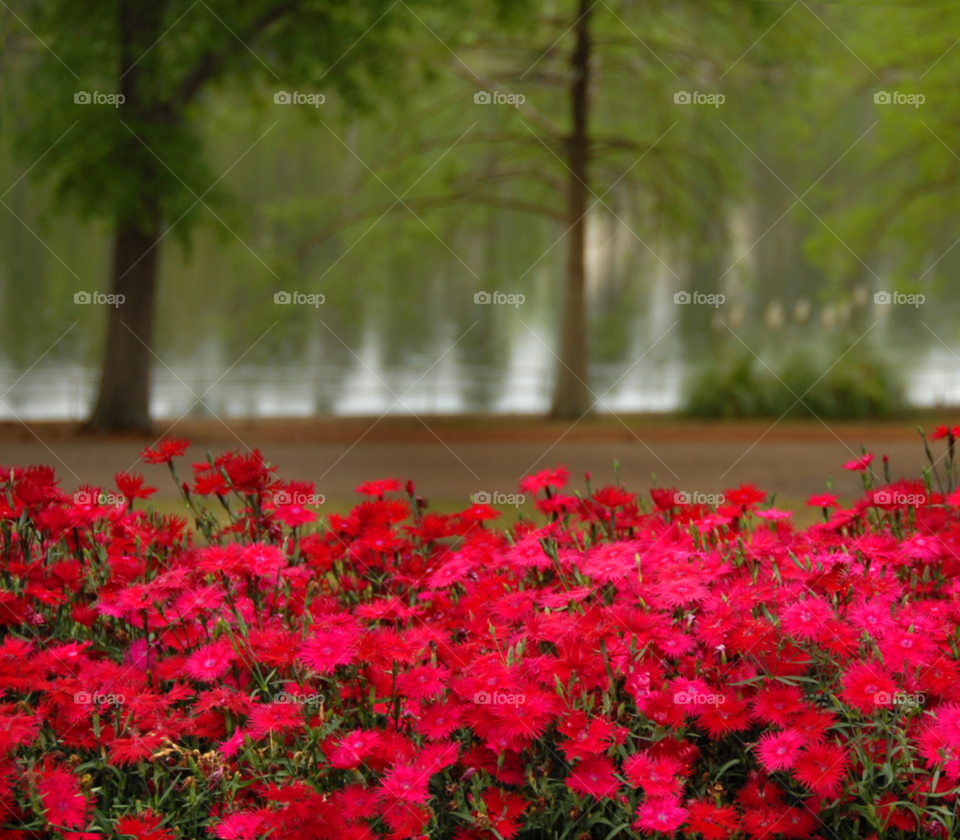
[13,0,454,430]
[292,0,808,417]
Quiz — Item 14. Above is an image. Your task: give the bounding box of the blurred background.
[0,0,958,513]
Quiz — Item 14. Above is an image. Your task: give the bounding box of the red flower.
[685,799,740,840]
[329,730,383,769]
[842,453,874,471]
[807,493,839,509]
[140,437,190,464]
[750,685,806,727]
[298,629,360,675]
[623,752,684,797]
[115,809,175,840]
[380,761,432,803]
[114,472,157,502]
[211,812,263,840]
[397,665,449,701]
[108,733,165,767]
[565,756,619,799]
[591,485,637,509]
[519,465,570,496]
[930,424,953,442]
[479,788,528,839]
[185,640,235,683]
[724,483,766,509]
[38,766,88,829]
[248,702,305,738]
[354,478,402,497]
[780,598,833,643]
[633,797,688,835]
[793,743,849,795]
[839,661,898,715]
[755,729,804,772]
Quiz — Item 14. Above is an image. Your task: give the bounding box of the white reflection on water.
[0,347,955,420]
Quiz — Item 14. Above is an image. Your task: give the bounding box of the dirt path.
[0,415,949,508]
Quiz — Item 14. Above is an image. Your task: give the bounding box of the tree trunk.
[550,0,592,418]
[87,0,163,432]
[87,223,160,432]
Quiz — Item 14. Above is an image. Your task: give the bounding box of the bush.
[1,434,959,838]
[684,348,902,418]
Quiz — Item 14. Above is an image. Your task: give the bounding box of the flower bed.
[2,428,960,839]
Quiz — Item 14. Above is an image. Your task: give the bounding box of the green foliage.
[13,0,454,236]
[684,345,904,418]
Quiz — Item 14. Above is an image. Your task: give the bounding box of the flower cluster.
[0,431,959,838]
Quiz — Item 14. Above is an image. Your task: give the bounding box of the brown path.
[0,415,950,507]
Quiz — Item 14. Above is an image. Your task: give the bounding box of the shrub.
[684,347,903,418]
[0,429,959,838]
